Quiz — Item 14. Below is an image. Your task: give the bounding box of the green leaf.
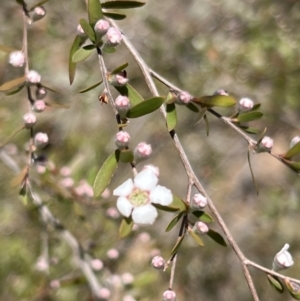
[282,159,300,173]
[285,278,300,300]
[103,12,126,20]
[204,114,209,136]
[170,235,185,256]
[193,108,207,126]
[166,103,177,131]
[0,76,26,92]
[69,35,83,84]
[0,45,17,53]
[40,83,58,93]
[79,18,96,42]
[114,84,144,106]
[79,80,103,93]
[192,211,214,223]
[101,1,145,9]
[247,147,259,195]
[119,217,134,238]
[102,45,116,53]
[267,274,284,293]
[28,0,51,10]
[72,46,95,63]
[93,150,119,197]
[6,84,25,95]
[252,103,261,110]
[171,195,189,211]
[238,125,262,134]
[126,97,164,118]
[283,141,300,159]
[188,228,205,246]
[119,149,134,163]
[185,102,199,113]
[207,229,227,247]
[193,95,236,107]
[87,0,103,27]
[165,211,184,232]
[111,62,129,75]
[236,111,263,123]
[152,203,181,212]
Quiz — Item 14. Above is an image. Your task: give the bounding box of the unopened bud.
[105,27,122,47]
[34,132,48,149]
[59,177,74,188]
[108,71,128,87]
[94,19,110,38]
[151,255,165,269]
[213,89,229,96]
[162,289,176,301]
[134,142,152,162]
[50,280,60,289]
[257,136,273,152]
[33,100,46,112]
[106,207,120,219]
[191,193,207,210]
[290,136,300,149]
[75,181,94,197]
[115,131,131,149]
[35,86,47,99]
[9,51,25,67]
[98,288,111,300]
[115,95,130,117]
[23,112,36,128]
[90,259,103,271]
[107,248,119,259]
[77,24,87,39]
[239,97,254,111]
[272,244,294,271]
[175,91,192,105]
[121,272,134,285]
[193,221,209,234]
[31,6,46,22]
[26,70,41,84]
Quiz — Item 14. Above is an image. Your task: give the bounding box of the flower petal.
[149,185,173,206]
[134,169,158,191]
[132,204,158,225]
[113,179,134,196]
[116,196,133,217]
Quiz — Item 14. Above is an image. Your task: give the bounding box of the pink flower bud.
[137,232,151,243]
[115,95,130,117]
[90,259,104,271]
[259,136,273,151]
[26,70,41,84]
[107,248,119,259]
[239,97,254,111]
[121,272,134,285]
[191,193,207,209]
[98,288,111,300]
[31,6,46,22]
[106,207,120,219]
[273,244,294,271]
[59,177,74,188]
[60,166,71,177]
[290,136,300,149]
[75,181,94,197]
[35,86,47,99]
[77,24,87,39]
[9,51,25,67]
[33,100,46,112]
[193,221,209,234]
[115,131,131,149]
[123,295,136,301]
[162,289,176,301]
[134,142,152,161]
[105,27,122,47]
[23,112,36,128]
[175,91,192,105]
[213,89,229,96]
[50,280,60,289]
[151,255,165,269]
[34,132,49,149]
[94,19,110,37]
[35,256,49,271]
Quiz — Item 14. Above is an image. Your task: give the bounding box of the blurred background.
[1,0,300,300]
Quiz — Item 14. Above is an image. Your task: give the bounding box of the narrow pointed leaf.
[111,62,128,75]
[267,274,284,293]
[247,147,259,195]
[165,211,184,232]
[172,195,189,211]
[114,84,144,106]
[72,47,95,63]
[87,0,103,27]
[0,76,26,92]
[283,141,300,159]
[204,114,209,136]
[119,217,134,238]
[192,211,214,223]
[6,84,25,95]
[101,1,145,9]
[79,80,103,93]
[285,278,300,300]
[93,150,120,197]
[29,0,51,10]
[166,103,177,131]
[69,35,83,84]
[193,108,207,126]
[170,235,185,256]
[188,229,205,246]
[282,159,300,173]
[236,111,263,123]
[152,203,180,212]
[40,83,57,93]
[193,95,236,107]
[126,97,164,118]
[207,229,227,247]
[255,127,267,147]
[10,167,28,187]
[0,45,17,53]
[119,149,134,163]
[186,102,199,113]
[238,125,261,134]
[252,103,261,110]
[79,18,96,42]
[103,12,126,20]
[102,45,116,53]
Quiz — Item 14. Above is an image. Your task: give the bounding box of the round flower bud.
[9,51,25,67]
[121,272,134,285]
[59,177,74,188]
[75,181,94,197]
[26,70,41,84]
[98,288,111,300]
[90,259,103,271]
[191,193,207,210]
[33,100,46,112]
[272,244,294,271]
[31,6,46,22]
[193,221,209,234]
[107,248,119,259]
[108,71,128,87]
[50,280,60,289]
[257,136,273,152]
[105,27,122,47]
[35,86,47,99]
[151,255,165,269]
[175,91,192,105]
[290,136,300,149]
[77,24,87,39]
[123,295,136,301]
[134,142,152,162]
[106,207,120,219]
[162,289,176,301]
[34,132,49,149]
[115,131,131,149]
[239,97,254,111]
[23,112,36,128]
[115,95,130,118]
[213,89,229,96]
[94,19,110,38]
[35,256,49,272]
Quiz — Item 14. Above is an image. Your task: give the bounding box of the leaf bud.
[23,112,36,128]
[272,244,294,271]
[115,131,131,149]
[105,27,122,47]
[193,221,209,234]
[26,70,41,84]
[239,97,254,111]
[33,100,46,112]
[31,6,46,22]
[290,136,300,149]
[162,289,176,301]
[134,142,152,162]
[9,51,25,67]
[34,132,49,149]
[191,193,207,210]
[151,255,165,269]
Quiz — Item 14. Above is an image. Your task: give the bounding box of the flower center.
[129,188,149,207]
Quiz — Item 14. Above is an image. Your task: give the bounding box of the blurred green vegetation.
[1,0,300,300]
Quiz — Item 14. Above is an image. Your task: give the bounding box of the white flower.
[113,168,172,225]
[272,243,294,271]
